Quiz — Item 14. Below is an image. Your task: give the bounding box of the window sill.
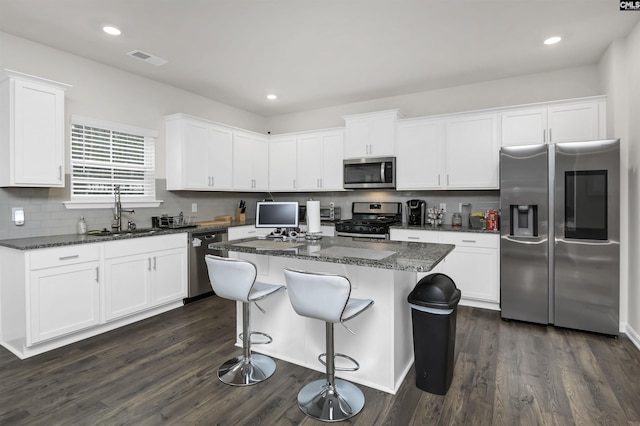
[63,200,163,209]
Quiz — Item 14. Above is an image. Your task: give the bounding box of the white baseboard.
[625,323,640,351]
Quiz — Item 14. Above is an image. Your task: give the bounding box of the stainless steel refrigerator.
[500,139,620,335]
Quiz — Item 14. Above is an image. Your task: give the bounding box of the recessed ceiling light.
[103,26,122,36]
[544,36,561,45]
[266,94,278,100]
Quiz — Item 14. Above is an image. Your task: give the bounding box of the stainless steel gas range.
[335,202,403,239]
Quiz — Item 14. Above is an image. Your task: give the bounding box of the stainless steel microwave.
[343,157,396,189]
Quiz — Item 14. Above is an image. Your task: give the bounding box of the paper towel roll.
[306,200,321,234]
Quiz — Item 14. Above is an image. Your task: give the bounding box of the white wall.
[599,19,640,344]
[0,32,267,179]
[266,66,602,133]
[627,20,640,343]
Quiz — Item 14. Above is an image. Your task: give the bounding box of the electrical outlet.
[440,203,446,212]
[191,203,197,213]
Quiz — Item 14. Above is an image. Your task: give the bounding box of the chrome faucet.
[112,185,135,232]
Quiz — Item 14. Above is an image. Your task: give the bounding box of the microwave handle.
[380,162,385,183]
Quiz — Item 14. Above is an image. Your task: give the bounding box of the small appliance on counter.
[299,204,342,222]
[406,199,426,226]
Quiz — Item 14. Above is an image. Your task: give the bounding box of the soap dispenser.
[77,216,87,235]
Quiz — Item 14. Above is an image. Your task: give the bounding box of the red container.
[485,210,499,231]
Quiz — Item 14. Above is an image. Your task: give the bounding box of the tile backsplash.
[0,177,499,239]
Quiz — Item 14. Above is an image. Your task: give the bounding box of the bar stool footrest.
[318,352,360,372]
[239,331,273,345]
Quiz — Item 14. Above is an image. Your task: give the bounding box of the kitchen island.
[209,236,454,394]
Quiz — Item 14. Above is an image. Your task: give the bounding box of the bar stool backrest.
[284,268,350,323]
[205,255,257,303]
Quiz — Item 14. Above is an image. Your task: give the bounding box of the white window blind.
[70,116,156,201]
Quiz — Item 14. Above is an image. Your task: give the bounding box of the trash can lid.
[407,273,461,310]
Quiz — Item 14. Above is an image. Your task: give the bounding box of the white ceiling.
[1,1,638,117]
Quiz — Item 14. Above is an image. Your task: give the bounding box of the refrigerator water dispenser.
[510,205,537,237]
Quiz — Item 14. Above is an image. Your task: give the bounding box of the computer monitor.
[255,201,299,228]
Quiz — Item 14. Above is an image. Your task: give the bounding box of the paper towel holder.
[305,199,323,241]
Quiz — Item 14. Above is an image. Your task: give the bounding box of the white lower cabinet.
[390,229,499,310]
[0,233,188,359]
[27,245,101,345]
[103,234,187,321]
[438,233,499,307]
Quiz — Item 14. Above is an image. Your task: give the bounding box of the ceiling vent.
[127,50,168,66]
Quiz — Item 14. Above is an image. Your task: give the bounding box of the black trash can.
[407,273,461,395]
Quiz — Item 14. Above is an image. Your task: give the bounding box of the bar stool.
[283,268,374,422]
[205,255,284,386]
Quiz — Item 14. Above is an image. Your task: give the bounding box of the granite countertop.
[391,224,500,234]
[210,236,455,272]
[0,227,196,250]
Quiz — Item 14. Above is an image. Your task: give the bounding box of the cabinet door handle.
[293,179,296,188]
[59,255,80,261]
[148,257,152,271]
[549,128,552,142]
[58,165,62,181]
[320,178,323,188]
[95,266,99,282]
[543,129,546,143]
[438,175,441,186]
[153,256,157,270]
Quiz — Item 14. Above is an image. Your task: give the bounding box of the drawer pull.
[462,239,477,243]
[408,236,420,240]
[59,255,80,261]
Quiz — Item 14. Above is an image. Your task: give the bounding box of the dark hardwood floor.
[1,295,639,425]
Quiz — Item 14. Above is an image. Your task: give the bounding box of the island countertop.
[209,236,454,272]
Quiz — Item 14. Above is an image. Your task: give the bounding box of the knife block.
[235,208,246,224]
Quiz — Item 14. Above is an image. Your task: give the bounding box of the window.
[66,116,160,208]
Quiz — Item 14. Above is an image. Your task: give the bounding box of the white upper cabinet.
[397,113,499,190]
[0,70,70,187]
[269,135,298,191]
[444,113,499,189]
[501,108,548,146]
[500,98,605,146]
[297,129,344,191]
[397,118,444,190]
[547,101,603,143]
[343,109,402,158]
[165,115,233,190]
[233,131,269,191]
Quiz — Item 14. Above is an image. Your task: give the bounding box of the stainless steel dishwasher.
[186,228,228,303]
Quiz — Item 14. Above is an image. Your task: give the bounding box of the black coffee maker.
[407,199,426,226]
